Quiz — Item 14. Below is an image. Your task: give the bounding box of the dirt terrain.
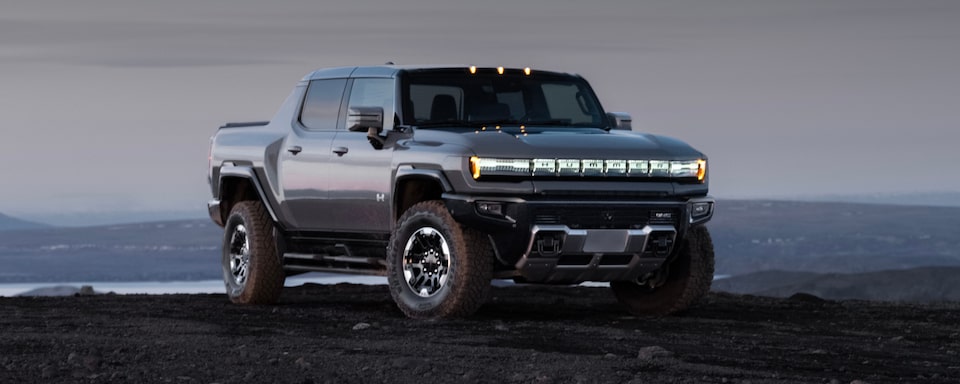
[1,283,958,384]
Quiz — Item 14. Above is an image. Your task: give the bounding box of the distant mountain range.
[795,191,960,207]
[709,200,960,275]
[0,219,222,283]
[1,200,959,303]
[9,210,208,227]
[713,267,960,302]
[0,213,49,231]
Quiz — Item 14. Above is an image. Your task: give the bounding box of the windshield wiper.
[414,119,582,129]
[414,120,521,129]
[521,119,574,126]
[413,121,471,128]
[467,119,523,126]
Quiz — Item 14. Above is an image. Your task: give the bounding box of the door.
[278,78,347,230]
[326,78,397,233]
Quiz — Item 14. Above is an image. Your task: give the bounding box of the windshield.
[401,70,608,128]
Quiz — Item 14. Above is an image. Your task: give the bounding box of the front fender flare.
[394,166,454,193]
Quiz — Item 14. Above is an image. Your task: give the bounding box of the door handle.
[287,146,302,155]
[333,147,349,156]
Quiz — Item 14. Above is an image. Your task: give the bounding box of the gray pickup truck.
[207,65,715,319]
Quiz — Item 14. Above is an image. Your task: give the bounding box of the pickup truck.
[207,65,715,319]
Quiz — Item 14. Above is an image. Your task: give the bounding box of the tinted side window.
[345,78,396,129]
[300,79,347,130]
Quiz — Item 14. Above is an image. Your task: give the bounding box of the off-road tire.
[222,200,285,304]
[611,225,714,316]
[387,200,493,319]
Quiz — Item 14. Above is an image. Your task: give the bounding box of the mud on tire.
[611,225,714,316]
[387,200,493,319]
[222,200,285,304]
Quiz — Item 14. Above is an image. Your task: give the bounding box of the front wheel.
[387,201,493,319]
[222,200,285,304]
[611,225,715,316]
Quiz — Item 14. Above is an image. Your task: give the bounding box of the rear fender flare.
[217,165,280,224]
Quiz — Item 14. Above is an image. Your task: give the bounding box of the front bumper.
[444,194,714,284]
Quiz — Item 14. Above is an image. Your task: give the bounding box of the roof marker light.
[524,67,531,75]
[469,66,477,74]
[497,66,504,75]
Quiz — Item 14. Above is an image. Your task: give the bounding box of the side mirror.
[347,106,384,133]
[607,112,632,131]
[348,106,387,149]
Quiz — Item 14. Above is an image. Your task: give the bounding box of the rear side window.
[300,79,347,130]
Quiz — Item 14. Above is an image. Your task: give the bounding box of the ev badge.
[376,193,385,202]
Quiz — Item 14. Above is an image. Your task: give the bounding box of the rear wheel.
[222,200,285,304]
[611,225,714,316]
[387,201,493,319]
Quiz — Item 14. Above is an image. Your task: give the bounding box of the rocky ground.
[1,283,958,384]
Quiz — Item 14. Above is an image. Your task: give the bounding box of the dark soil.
[1,284,958,384]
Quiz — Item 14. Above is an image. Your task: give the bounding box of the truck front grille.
[532,206,678,229]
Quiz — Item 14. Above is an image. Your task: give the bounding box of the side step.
[283,253,388,276]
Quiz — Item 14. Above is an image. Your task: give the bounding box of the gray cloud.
[1,0,958,215]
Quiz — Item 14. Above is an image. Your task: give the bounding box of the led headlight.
[470,157,530,179]
[669,159,707,181]
[669,160,698,178]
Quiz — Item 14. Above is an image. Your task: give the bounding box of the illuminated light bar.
[627,160,649,176]
[532,159,557,176]
[524,67,531,75]
[497,66,505,75]
[469,66,477,74]
[649,160,671,177]
[605,159,627,175]
[469,157,707,182]
[557,159,581,176]
[582,159,604,176]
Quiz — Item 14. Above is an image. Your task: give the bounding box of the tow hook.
[649,232,674,257]
[536,233,562,257]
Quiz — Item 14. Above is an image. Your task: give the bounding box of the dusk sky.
[2,0,958,223]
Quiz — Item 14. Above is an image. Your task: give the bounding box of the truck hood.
[409,127,704,160]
